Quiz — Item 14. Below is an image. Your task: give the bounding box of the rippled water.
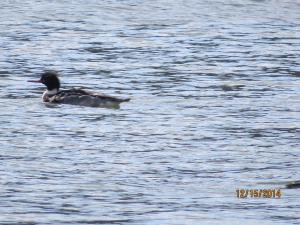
[1,0,300,224]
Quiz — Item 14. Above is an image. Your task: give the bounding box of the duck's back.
[49,89,130,107]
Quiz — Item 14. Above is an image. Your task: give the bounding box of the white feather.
[42,88,58,102]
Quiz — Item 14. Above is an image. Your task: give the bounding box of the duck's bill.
[27,79,42,83]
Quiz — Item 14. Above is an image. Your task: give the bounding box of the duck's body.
[286,181,300,189]
[42,88,130,107]
[28,72,130,107]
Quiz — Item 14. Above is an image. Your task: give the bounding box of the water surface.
[1,0,300,224]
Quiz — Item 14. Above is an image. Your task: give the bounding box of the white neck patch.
[44,88,58,96]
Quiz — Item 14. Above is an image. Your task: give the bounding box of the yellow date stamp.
[236,189,281,198]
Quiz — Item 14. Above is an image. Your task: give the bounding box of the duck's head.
[28,72,60,91]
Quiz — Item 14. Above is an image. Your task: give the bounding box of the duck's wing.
[49,89,130,104]
[70,89,130,102]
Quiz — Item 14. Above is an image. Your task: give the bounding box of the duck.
[28,72,130,107]
[286,181,300,189]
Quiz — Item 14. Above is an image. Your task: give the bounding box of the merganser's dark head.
[28,72,60,91]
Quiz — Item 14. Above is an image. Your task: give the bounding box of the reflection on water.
[1,0,300,224]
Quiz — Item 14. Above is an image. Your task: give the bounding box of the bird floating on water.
[28,72,130,107]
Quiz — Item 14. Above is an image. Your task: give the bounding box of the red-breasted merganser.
[28,72,130,107]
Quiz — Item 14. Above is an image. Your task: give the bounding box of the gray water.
[1,0,300,224]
